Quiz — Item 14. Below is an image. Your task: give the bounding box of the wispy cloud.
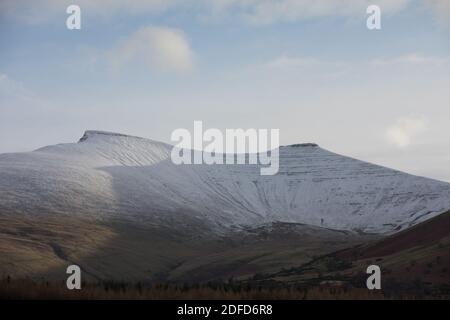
[207,0,411,24]
[264,55,322,69]
[423,0,450,26]
[0,0,175,24]
[0,74,24,95]
[371,53,450,67]
[0,73,37,104]
[385,116,428,148]
[2,0,449,28]
[0,0,415,25]
[258,52,449,79]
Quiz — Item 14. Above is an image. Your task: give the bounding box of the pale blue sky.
[1,0,450,181]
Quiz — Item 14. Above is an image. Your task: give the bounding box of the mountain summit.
[0,131,449,234]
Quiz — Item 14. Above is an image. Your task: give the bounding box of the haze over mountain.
[1,130,449,235]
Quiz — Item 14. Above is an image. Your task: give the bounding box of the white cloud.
[256,55,349,80]
[0,73,22,94]
[108,26,194,73]
[0,73,36,103]
[207,0,411,24]
[423,0,450,26]
[2,0,449,27]
[265,55,322,69]
[0,0,413,24]
[385,116,428,148]
[261,52,450,76]
[0,73,74,153]
[0,0,176,24]
[371,53,450,66]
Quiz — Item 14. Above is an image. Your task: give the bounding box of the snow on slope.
[0,130,449,234]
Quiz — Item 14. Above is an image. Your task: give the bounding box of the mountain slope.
[0,130,449,234]
[255,211,450,297]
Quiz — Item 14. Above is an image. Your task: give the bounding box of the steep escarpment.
[0,130,449,234]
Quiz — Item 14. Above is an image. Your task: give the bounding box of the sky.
[0,0,450,181]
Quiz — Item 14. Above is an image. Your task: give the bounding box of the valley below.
[0,210,376,283]
[0,209,449,299]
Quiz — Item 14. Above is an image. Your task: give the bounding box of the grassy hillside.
[0,211,448,299]
[0,212,373,283]
[250,211,450,298]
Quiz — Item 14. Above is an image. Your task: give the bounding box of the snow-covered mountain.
[0,130,449,234]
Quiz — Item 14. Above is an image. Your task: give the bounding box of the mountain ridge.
[0,130,449,234]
